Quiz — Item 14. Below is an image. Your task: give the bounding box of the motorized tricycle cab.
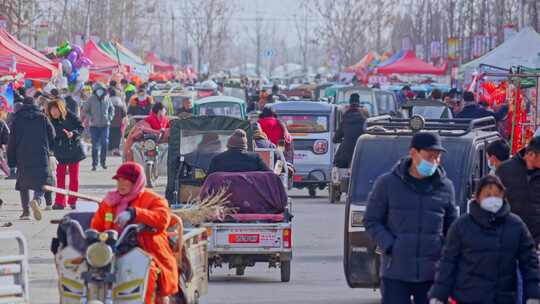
[165,116,253,205]
[268,101,336,197]
[193,96,247,120]
[343,116,501,288]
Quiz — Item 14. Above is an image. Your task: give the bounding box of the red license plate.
[228,234,260,244]
[293,175,303,182]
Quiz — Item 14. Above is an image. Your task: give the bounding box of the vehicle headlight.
[351,211,364,227]
[86,242,113,268]
[194,168,206,179]
[144,139,157,151]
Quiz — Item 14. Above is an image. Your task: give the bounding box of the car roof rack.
[365,115,497,137]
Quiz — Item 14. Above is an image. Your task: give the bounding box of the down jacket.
[363,157,457,282]
[429,201,540,303]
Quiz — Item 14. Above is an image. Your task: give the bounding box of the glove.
[527,300,540,304]
[114,210,133,228]
[429,299,444,304]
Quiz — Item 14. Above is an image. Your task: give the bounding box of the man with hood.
[333,93,367,168]
[83,82,114,171]
[363,132,457,303]
[7,97,56,220]
[497,136,540,245]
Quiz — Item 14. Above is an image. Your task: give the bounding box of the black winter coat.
[456,104,508,121]
[7,104,55,191]
[496,149,540,242]
[363,158,457,282]
[207,149,270,175]
[0,119,8,146]
[429,202,540,303]
[50,111,86,165]
[333,106,366,168]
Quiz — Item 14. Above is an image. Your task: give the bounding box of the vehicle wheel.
[308,187,316,198]
[329,185,341,204]
[280,261,291,282]
[236,266,245,276]
[145,163,156,188]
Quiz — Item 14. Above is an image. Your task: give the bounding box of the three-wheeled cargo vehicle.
[342,115,501,289]
[193,96,248,120]
[51,212,209,304]
[269,101,336,197]
[200,171,293,282]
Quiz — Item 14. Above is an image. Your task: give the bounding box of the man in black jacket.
[456,91,508,120]
[497,136,540,244]
[7,97,55,220]
[333,93,366,168]
[364,132,457,304]
[207,129,270,175]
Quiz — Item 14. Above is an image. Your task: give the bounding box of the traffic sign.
[263,48,276,58]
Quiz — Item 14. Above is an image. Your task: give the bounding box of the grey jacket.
[83,92,114,127]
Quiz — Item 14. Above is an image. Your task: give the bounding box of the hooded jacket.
[363,157,457,282]
[83,83,114,127]
[7,104,55,191]
[333,106,366,168]
[429,201,540,303]
[496,149,540,241]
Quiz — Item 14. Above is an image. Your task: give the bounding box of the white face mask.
[480,196,504,213]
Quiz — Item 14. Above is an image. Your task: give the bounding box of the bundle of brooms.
[172,187,236,225]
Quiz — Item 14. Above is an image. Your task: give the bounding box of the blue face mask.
[416,159,437,177]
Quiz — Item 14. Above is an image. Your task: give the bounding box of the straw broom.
[172,187,235,225]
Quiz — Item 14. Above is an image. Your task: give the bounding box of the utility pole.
[171,12,176,60]
[84,0,91,42]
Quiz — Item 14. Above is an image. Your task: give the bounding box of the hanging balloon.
[78,67,90,83]
[56,41,72,57]
[74,57,93,69]
[69,68,80,82]
[67,50,79,64]
[72,45,83,57]
[61,59,73,76]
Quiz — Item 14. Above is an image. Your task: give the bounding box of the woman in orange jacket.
[91,162,178,303]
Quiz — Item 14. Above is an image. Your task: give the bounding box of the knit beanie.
[227,129,248,150]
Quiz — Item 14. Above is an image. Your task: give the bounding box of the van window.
[281,115,328,133]
[375,92,397,115]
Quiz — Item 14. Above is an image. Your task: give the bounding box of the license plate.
[228,234,260,244]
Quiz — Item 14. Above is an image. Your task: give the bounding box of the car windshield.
[199,103,243,119]
[338,91,374,115]
[413,106,452,119]
[350,138,468,206]
[281,115,328,133]
[180,129,234,171]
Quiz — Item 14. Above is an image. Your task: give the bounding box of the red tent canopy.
[376,51,447,75]
[0,28,58,80]
[84,40,119,71]
[145,52,174,72]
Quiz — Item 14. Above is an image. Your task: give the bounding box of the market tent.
[344,52,378,73]
[0,28,58,80]
[145,52,174,72]
[375,51,447,75]
[460,27,540,73]
[377,49,405,68]
[84,40,118,70]
[98,41,149,78]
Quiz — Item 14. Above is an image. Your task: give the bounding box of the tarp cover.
[0,28,58,79]
[376,50,447,75]
[200,172,288,214]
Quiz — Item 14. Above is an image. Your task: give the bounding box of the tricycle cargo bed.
[203,223,292,254]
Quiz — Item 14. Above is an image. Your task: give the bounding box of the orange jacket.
[90,189,179,296]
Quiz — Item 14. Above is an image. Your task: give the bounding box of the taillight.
[313,140,328,154]
[283,228,292,249]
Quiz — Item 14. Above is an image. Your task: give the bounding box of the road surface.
[0,157,380,303]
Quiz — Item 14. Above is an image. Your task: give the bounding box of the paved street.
[0,157,379,304]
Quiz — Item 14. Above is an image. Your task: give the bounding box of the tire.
[145,163,156,188]
[236,267,245,276]
[329,185,341,204]
[280,261,291,282]
[308,187,316,198]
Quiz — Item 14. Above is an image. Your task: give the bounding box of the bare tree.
[294,1,313,73]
